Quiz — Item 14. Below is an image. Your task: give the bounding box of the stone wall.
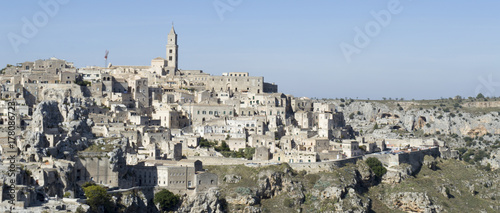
[288,157,362,173]
[364,147,440,168]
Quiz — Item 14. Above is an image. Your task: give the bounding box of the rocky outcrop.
[356,160,375,187]
[106,138,129,173]
[223,174,242,183]
[423,155,439,171]
[178,187,224,213]
[256,169,305,205]
[256,170,284,199]
[382,164,413,184]
[333,188,371,213]
[335,100,500,139]
[386,192,442,213]
[482,149,500,170]
[22,99,93,161]
[114,189,151,213]
[31,101,64,131]
[225,187,258,206]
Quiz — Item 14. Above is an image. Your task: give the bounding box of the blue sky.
[1,0,500,100]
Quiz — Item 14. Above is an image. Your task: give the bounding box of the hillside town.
[1,26,495,213]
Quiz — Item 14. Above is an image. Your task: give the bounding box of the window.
[169,49,172,53]
[169,56,172,61]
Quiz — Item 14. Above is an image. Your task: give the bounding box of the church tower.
[166,24,178,74]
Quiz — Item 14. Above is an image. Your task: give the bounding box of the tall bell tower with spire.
[166,23,178,74]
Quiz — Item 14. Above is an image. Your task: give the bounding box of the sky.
[1,0,500,100]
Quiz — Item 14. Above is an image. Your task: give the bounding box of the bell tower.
[166,24,178,74]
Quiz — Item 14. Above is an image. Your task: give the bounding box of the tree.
[83,184,114,213]
[154,189,180,212]
[215,141,230,152]
[365,157,387,178]
[243,147,255,160]
[476,93,485,99]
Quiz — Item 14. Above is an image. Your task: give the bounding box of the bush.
[199,138,217,148]
[64,191,71,198]
[215,141,230,152]
[283,198,294,208]
[154,189,180,212]
[83,184,114,212]
[473,150,488,162]
[76,206,86,213]
[462,150,474,163]
[74,80,91,87]
[476,93,485,99]
[349,113,355,119]
[365,157,387,178]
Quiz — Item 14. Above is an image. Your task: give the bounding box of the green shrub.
[64,191,71,198]
[284,198,294,208]
[154,189,180,212]
[83,184,114,212]
[365,157,387,178]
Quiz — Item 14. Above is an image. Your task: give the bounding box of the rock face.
[106,138,129,173]
[223,174,242,183]
[356,160,375,187]
[222,168,306,212]
[387,192,442,213]
[333,188,371,213]
[335,100,500,138]
[114,189,151,213]
[382,164,413,184]
[483,149,500,170]
[31,101,64,131]
[178,187,224,213]
[22,100,93,161]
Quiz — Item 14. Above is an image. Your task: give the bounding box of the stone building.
[132,160,217,193]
